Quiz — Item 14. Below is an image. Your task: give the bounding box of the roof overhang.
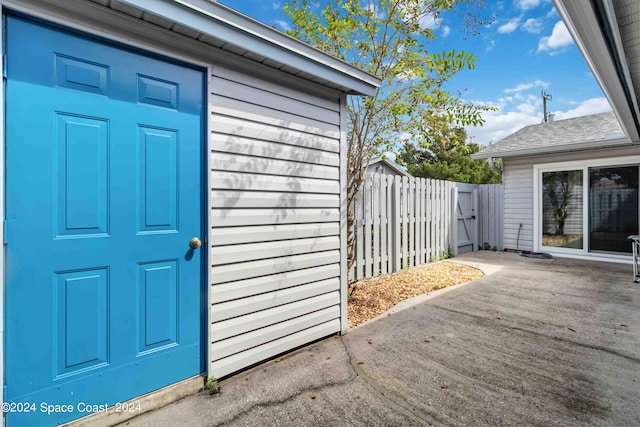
[5,0,381,96]
[471,136,631,159]
[553,0,640,142]
[123,0,380,96]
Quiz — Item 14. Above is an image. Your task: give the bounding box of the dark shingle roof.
[472,112,630,159]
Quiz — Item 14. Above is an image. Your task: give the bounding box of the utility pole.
[542,90,552,122]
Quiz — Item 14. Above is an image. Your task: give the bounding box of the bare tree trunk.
[345,135,369,297]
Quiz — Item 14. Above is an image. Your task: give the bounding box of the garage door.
[5,16,204,426]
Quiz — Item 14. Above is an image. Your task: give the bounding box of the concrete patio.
[119,251,640,426]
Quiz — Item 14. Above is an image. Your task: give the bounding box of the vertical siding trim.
[0,8,5,410]
[205,67,213,379]
[532,165,540,251]
[339,93,348,335]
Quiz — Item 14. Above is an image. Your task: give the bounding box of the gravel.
[348,261,484,328]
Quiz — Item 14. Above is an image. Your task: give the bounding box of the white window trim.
[533,155,640,263]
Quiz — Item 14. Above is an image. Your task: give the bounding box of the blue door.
[5,16,204,426]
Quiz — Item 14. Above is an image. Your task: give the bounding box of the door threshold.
[61,375,204,427]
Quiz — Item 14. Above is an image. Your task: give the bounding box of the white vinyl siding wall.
[208,63,345,378]
[502,145,640,252]
[503,158,534,251]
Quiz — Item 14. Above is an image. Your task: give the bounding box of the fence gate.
[454,185,478,254]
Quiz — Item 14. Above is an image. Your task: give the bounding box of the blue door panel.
[5,15,204,426]
[139,127,178,231]
[138,261,178,353]
[56,269,109,376]
[55,54,109,95]
[56,113,109,236]
[138,75,179,109]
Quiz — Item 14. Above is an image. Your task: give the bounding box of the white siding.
[209,62,345,378]
[503,158,534,251]
[478,184,504,250]
[502,145,640,252]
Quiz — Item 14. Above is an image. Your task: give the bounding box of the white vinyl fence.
[351,174,503,281]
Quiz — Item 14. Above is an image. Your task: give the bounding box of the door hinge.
[2,54,6,80]
[3,220,7,245]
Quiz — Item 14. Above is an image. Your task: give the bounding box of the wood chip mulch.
[348,261,484,328]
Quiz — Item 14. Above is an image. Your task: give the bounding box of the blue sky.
[218,0,611,146]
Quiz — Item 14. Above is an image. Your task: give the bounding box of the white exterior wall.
[502,144,640,252]
[208,64,346,378]
[503,158,535,251]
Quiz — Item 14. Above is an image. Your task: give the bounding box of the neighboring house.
[0,1,379,426]
[473,0,640,263]
[367,157,412,178]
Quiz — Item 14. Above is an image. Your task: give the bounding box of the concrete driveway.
[120,252,640,426]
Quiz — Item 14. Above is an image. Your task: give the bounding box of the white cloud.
[271,2,281,10]
[467,96,612,145]
[504,80,549,94]
[417,12,451,37]
[538,21,573,54]
[546,7,558,19]
[274,19,290,31]
[467,106,541,144]
[522,18,542,34]
[552,97,612,120]
[515,0,541,11]
[498,17,521,34]
[419,13,441,30]
[381,151,398,162]
[416,12,452,37]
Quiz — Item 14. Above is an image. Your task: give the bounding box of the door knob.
[189,237,202,249]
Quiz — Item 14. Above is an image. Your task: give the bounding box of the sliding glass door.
[541,170,584,249]
[537,159,640,258]
[589,165,638,253]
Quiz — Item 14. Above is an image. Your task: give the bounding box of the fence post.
[372,174,380,277]
[380,175,388,275]
[401,176,408,269]
[428,179,435,261]
[391,176,401,272]
[451,185,459,257]
[408,177,415,268]
[472,188,479,252]
[416,178,423,265]
[363,177,372,278]
[355,185,363,280]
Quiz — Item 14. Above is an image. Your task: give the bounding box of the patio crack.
[216,336,440,426]
[341,337,441,426]
[212,370,359,426]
